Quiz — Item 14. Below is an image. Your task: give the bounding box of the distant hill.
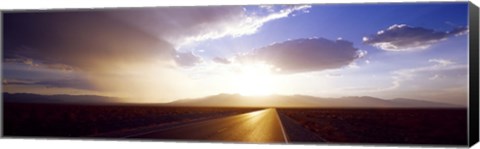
[3,92,124,104]
[3,92,462,108]
[390,98,459,108]
[167,93,463,108]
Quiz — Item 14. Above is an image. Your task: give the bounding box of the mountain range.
[167,93,462,108]
[3,92,462,108]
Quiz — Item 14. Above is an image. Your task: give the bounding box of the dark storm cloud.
[3,11,175,71]
[3,5,314,70]
[3,6,268,70]
[3,7,279,94]
[2,6,314,100]
[363,24,468,51]
[107,6,246,44]
[246,38,363,73]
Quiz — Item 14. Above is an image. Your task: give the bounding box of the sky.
[2,2,470,105]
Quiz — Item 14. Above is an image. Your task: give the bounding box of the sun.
[232,62,276,96]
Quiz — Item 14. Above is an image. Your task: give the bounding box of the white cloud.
[356,50,368,58]
[365,60,371,64]
[348,62,360,69]
[180,5,312,46]
[363,24,468,51]
[102,5,312,51]
[362,37,369,42]
[428,58,454,66]
[259,5,275,12]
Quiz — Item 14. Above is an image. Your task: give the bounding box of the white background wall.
[0,0,478,149]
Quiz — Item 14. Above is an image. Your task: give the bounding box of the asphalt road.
[128,108,288,143]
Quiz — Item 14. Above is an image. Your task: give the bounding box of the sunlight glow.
[232,62,276,96]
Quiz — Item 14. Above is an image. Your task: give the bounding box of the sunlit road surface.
[128,108,288,143]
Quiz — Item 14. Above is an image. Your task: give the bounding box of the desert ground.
[3,102,467,145]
